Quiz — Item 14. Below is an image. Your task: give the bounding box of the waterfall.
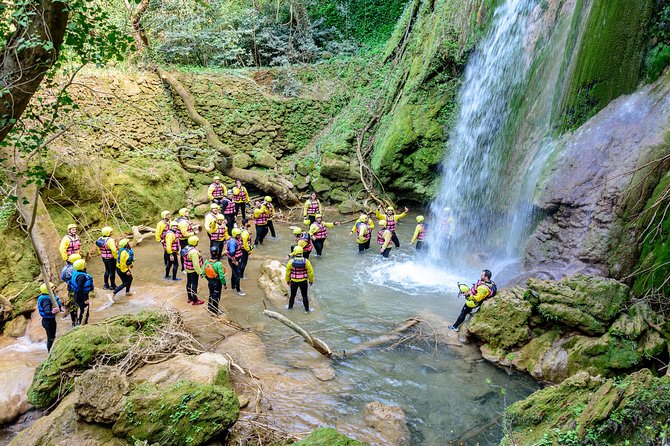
[428,0,538,264]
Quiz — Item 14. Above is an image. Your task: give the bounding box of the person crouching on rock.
[70,259,94,326]
[285,246,314,313]
[448,269,495,331]
[111,239,134,302]
[37,283,62,352]
[202,246,227,315]
[182,235,204,305]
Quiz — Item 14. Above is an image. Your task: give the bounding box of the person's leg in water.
[299,281,310,312]
[77,296,90,326]
[391,231,400,248]
[166,252,179,280]
[103,258,116,289]
[449,304,474,330]
[42,318,56,351]
[112,268,130,299]
[267,220,276,237]
[288,282,299,310]
[381,247,392,258]
[364,239,371,251]
[358,243,365,254]
[312,239,324,256]
[164,252,171,278]
[124,272,133,293]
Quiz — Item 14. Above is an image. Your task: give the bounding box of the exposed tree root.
[263,310,333,356]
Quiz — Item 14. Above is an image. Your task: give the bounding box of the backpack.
[119,247,134,264]
[292,257,306,268]
[95,237,107,248]
[488,281,497,298]
[180,246,190,259]
[61,264,74,282]
[203,260,218,279]
[70,270,94,294]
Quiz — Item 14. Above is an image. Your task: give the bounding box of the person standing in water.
[264,196,277,238]
[232,179,250,220]
[60,253,81,327]
[239,218,253,279]
[292,227,313,259]
[70,259,94,325]
[222,190,237,234]
[376,206,408,248]
[155,210,171,245]
[59,223,81,262]
[252,200,269,245]
[202,246,227,315]
[352,215,372,253]
[308,214,341,256]
[377,220,393,258]
[111,239,134,302]
[176,208,195,272]
[208,176,227,205]
[163,221,181,281]
[303,192,321,224]
[226,228,245,296]
[37,283,62,352]
[284,246,314,313]
[96,226,118,290]
[410,216,428,251]
[182,235,204,305]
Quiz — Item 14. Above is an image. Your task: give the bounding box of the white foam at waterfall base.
[0,335,44,354]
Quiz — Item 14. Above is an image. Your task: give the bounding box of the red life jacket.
[254,210,268,226]
[312,222,328,240]
[386,214,396,231]
[176,217,192,239]
[377,229,388,245]
[417,223,426,241]
[266,203,274,219]
[297,233,313,252]
[182,246,202,271]
[227,238,243,260]
[290,257,308,280]
[211,222,228,241]
[157,219,170,240]
[233,187,247,202]
[66,235,81,256]
[99,237,115,259]
[306,199,320,215]
[211,183,224,198]
[162,230,180,252]
[470,280,494,296]
[224,199,236,215]
[356,222,371,241]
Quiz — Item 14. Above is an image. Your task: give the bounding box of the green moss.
[513,330,561,376]
[0,225,40,324]
[293,428,367,446]
[27,312,167,409]
[467,288,532,349]
[113,379,239,446]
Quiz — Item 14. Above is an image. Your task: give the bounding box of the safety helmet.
[315,214,322,219]
[73,259,86,271]
[303,219,310,226]
[170,220,179,227]
[119,238,130,248]
[101,226,113,236]
[213,176,221,181]
[459,284,471,294]
[188,235,199,246]
[216,214,225,220]
[264,196,272,202]
[210,203,220,210]
[357,215,366,223]
[379,220,387,227]
[416,215,424,223]
[68,253,82,263]
[293,227,302,235]
[232,228,242,237]
[210,245,220,256]
[292,246,304,256]
[386,206,394,212]
[67,224,77,230]
[179,208,189,217]
[161,210,171,219]
[39,283,53,294]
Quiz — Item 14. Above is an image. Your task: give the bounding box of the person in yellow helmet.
[176,208,195,272]
[208,176,227,204]
[163,221,181,281]
[410,216,428,251]
[204,203,221,243]
[226,228,245,295]
[59,223,81,262]
[221,190,236,234]
[309,214,341,256]
[70,259,94,325]
[264,196,276,238]
[448,270,496,331]
[239,218,253,279]
[96,227,118,290]
[232,179,250,220]
[284,246,314,313]
[252,200,270,246]
[208,214,229,255]
[292,226,313,259]
[182,235,204,305]
[111,239,134,302]
[37,283,62,351]
[303,192,321,224]
[351,214,372,253]
[155,210,171,243]
[377,220,393,258]
[60,253,81,326]
[376,205,408,248]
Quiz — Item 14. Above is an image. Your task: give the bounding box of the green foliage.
[644,1,670,81]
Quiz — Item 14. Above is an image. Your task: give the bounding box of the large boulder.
[320,153,359,181]
[258,260,288,305]
[0,364,34,425]
[112,379,239,446]
[131,352,230,388]
[364,402,410,446]
[467,287,532,349]
[74,366,129,424]
[293,428,367,446]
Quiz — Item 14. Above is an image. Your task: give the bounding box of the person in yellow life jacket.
[163,221,182,281]
[309,214,341,257]
[351,215,372,253]
[176,208,195,271]
[264,196,277,238]
[284,246,314,313]
[204,203,221,242]
[303,192,321,224]
[209,214,229,255]
[448,269,496,331]
[155,210,171,244]
[226,228,245,296]
[221,190,236,234]
[60,253,81,327]
[239,218,253,279]
[232,179,250,220]
[96,226,118,290]
[208,176,227,205]
[442,207,456,240]
[252,200,270,246]
[375,206,408,248]
[110,239,134,302]
[182,235,204,305]
[292,227,313,259]
[411,215,428,251]
[377,220,393,258]
[59,223,81,262]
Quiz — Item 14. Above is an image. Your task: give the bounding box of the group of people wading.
[37,176,488,351]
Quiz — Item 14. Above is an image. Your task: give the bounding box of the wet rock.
[131,352,230,388]
[112,380,239,446]
[293,428,366,445]
[253,150,277,168]
[467,287,532,349]
[363,402,411,446]
[321,153,359,181]
[3,314,28,337]
[608,302,651,338]
[337,199,360,214]
[311,365,336,381]
[329,187,350,203]
[258,260,288,305]
[74,366,129,424]
[310,176,332,193]
[233,152,253,169]
[0,364,34,424]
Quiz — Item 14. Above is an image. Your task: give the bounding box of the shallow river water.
[0,215,539,445]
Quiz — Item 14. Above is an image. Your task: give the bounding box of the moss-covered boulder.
[467,288,532,349]
[504,369,670,446]
[27,312,167,409]
[293,428,367,446]
[112,379,239,446]
[0,227,40,330]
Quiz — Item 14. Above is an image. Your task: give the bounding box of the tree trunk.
[156,68,299,204]
[125,0,151,51]
[0,0,69,142]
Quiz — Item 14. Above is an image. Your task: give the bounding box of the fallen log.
[339,318,421,357]
[132,225,155,245]
[263,310,333,357]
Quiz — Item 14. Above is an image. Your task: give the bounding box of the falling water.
[428,0,538,264]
